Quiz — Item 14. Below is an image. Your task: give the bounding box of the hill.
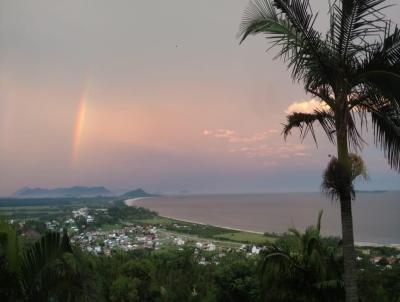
[121,188,156,199]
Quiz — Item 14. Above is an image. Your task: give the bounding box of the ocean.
[131,192,400,245]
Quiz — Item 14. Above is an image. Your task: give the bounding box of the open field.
[126,215,273,245]
[214,232,275,244]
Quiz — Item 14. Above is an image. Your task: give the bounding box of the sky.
[0,0,399,196]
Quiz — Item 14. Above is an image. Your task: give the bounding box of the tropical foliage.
[0,219,84,301]
[259,211,344,301]
[239,1,400,300]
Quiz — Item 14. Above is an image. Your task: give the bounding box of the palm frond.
[20,231,73,296]
[371,104,400,171]
[287,227,302,239]
[239,0,337,92]
[330,0,390,58]
[282,110,336,146]
[355,26,400,109]
[239,0,282,43]
[354,84,400,171]
[273,0,318,43]
[346,109,367,151]
[316,210,323,233]
[259,216,344,300]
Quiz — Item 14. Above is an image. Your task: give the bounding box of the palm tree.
[259,211,344,302]
[239,1,400,301]
[0,220,83,301]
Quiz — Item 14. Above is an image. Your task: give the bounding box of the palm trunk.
[336,115,358,302]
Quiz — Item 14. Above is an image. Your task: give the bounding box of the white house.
[251,246,261,255]
[207,243,216,252]
[174,238,185,246]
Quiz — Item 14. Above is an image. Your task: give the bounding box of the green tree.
[239,1,400,301]
[259,211,343,301]
[358,265,400,302]
[109,276,140,302]
[121,259,155,301]
[214,255,260,302]
[152,248,215,302]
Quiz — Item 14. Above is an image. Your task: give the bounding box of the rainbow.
[72,94,87,164]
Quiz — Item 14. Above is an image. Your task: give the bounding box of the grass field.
[214,231,275,244]
[132,216,172,225]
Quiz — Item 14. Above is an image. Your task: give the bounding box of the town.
[41,206,263,263]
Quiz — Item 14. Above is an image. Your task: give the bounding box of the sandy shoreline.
[124,198,400,249]
[124,197,153,206]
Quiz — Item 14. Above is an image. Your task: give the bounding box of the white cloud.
[285,99,329,114]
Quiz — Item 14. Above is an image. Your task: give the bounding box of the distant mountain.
[121,188,156,199]
[13,186,112,198]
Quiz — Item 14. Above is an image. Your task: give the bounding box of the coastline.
[124,197,153,206]
[124,198,400,249]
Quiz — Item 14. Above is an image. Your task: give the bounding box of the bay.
[132,192,400,245]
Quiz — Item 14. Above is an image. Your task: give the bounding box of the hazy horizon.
[1,0,400,195]
[3,185,399,198]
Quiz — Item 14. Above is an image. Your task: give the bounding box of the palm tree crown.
[239,0,400,171]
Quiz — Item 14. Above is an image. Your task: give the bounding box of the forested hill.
[121,188,158,199]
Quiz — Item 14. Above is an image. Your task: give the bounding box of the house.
[387,256,398,265]
[207,243,216,252]
[251,246,261,255]
[73,208,89,218]
[239,244,247,251]
[371,256,383,264]
[361,249,371,255]
[137,236,147,243]
[199,257,207,265]
[174,238,185,246]
[144,241,154,249]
